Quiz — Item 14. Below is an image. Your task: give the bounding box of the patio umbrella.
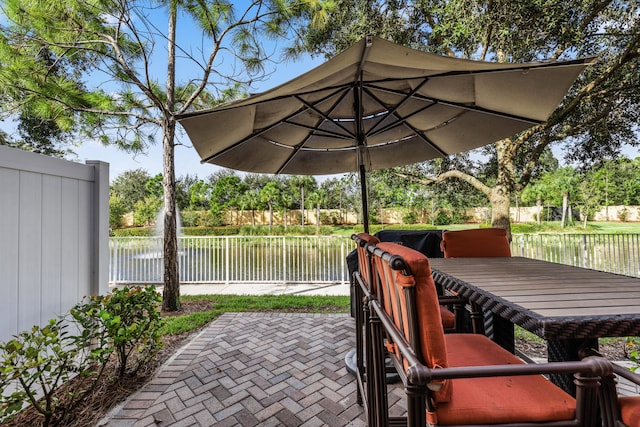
[177,35,592,232]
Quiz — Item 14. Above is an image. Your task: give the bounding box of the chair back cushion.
[441,228,511,258]
[376,242,451,402]
[355,233,380,293]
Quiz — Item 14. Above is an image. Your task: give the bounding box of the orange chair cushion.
[619,396,640,426]
[441,228,511,258]
[356,232,380,245]
[355,233,380,290]
[376,242,451,402]
[434,334,576,424]
[439,306,455,329]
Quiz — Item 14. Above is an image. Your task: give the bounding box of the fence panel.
[110,235,354,285]
[110,233,640,286]
[511,233,640,278]
[0,146,109,343]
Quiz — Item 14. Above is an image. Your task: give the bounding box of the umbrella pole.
[359,163,369,233]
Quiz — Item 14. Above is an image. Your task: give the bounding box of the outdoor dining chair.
[352,233,461,331]
[439,227,511,335]
[366,241,611,427]
[440,227,512,258]
[351,233,466,426]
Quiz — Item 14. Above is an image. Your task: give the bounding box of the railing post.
[283,236,287,283]
[112,238,118,284]
[341,237,346,283]
[225,236,230,285]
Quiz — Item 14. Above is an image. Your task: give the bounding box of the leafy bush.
[72,286,164,377]
[0,286,164,425]
[109,194,128,229]
[627,337,640,371]
[0,319,98,426]
[319,211,342,225]
[133,197,162,227]
[182,226,241,236]
[180,210,202,227]
[237,225,333,235]
[402,210,418,224]
[433,210,453,225]
[618,207,630,222]
[111,227,153,237]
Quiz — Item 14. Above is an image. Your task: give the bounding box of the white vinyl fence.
[0,146,109,343]
[109,233,640,286]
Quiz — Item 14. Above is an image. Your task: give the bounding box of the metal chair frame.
[366,242,612,427]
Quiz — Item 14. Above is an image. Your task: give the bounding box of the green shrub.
[618,207,630,222]
[133,197,162,226]
[402,210,418,224]
[0,286,165,425]
[0,319,98,426]
[180,210,202,227]
[109,194,128,229]
[73,286,164,377]
[433,210,453,225]
[626,338,639,366]
[111,227,153,237]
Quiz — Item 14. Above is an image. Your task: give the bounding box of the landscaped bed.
[1,293,632,426]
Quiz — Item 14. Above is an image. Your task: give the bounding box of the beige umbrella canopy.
[177,35,592,231]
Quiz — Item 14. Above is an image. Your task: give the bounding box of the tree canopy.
[0,0,331,310]
[298,0,640,236]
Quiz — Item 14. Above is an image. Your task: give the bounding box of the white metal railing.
[109,235,353,285]
[109,233,640,285]
[511,233,640,278]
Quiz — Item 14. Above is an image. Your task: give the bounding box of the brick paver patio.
[101,313,374,426]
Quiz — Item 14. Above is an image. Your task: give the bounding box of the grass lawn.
[161,294,351,335]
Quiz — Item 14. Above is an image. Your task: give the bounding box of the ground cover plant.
[1,290,632,426]
[1,292,350,426]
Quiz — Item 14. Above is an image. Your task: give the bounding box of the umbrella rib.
[283,121,352,140]
[363,78,432,136]
[275,89,357,174]
[367,83,543,125]
[294,90,357,139]
[402,123,449,157]
[200,87,352,164]
[199,107,305,164]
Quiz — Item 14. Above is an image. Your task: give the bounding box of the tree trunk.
[161,119,180,311]
[316,203,320,234]
[162,0,180,312]
[489,187,512,241]
[268,202,273,228]
[536,199,542,224]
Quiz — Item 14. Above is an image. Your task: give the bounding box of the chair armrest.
[370,298,614,387]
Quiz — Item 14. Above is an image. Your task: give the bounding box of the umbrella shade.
[178,36,592,176]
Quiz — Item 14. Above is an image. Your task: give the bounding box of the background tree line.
[110,155,640,230]
[3,0,638,310]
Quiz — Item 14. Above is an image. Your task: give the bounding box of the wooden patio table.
[430,256,640,395]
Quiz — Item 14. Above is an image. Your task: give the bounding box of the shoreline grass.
[161,294,350,336]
